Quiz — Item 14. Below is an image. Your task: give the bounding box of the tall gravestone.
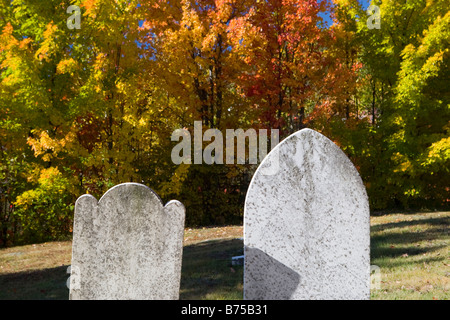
[69,183,185,300]
[244,128,370,300]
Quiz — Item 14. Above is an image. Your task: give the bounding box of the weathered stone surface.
[69,183,185,300]
[244,128,370,300]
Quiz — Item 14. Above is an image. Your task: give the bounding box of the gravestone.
[244,128,370,300]
[69,183,185,300]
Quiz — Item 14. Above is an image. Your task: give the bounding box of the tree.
[351,0,449,208]
[391,10,450,207]
[230,0,328,135]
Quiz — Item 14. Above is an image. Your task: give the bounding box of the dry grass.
[0,211,448,300]
[0,242,72,275]
[370,211,449,300]
[0,226,244,300]
[183,225,243,246]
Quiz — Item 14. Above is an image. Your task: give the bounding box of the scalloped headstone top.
[69,183,185,300]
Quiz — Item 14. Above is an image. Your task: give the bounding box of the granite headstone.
[69,183,185,300]
[244,128,370,300]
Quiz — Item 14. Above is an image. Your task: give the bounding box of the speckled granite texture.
[244,129,370,300]
[69,183,185,300]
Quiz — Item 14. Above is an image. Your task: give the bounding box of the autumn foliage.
[0,0,448,246]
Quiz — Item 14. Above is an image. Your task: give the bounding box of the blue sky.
[320,0,372,28]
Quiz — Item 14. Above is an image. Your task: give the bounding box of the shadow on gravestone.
[69,183,185,300]
[244,128,370,300]
[244,247,300,300]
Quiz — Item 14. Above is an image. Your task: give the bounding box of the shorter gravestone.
[244,128,370,300]
[69,183,185,300]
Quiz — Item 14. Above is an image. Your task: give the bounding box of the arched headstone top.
[98,182,164,204]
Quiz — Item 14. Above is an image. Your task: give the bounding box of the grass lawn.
[370,211,449,300]
[0,212,448,300]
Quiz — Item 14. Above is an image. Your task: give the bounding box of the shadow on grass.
[4,215,445,300]
[180,238,243,300]
[0,238,244,300]
[370,215,449,267]
[371,216,449,233]
[0,265,70,300]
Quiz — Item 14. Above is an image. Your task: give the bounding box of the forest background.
[0,0,448,246]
